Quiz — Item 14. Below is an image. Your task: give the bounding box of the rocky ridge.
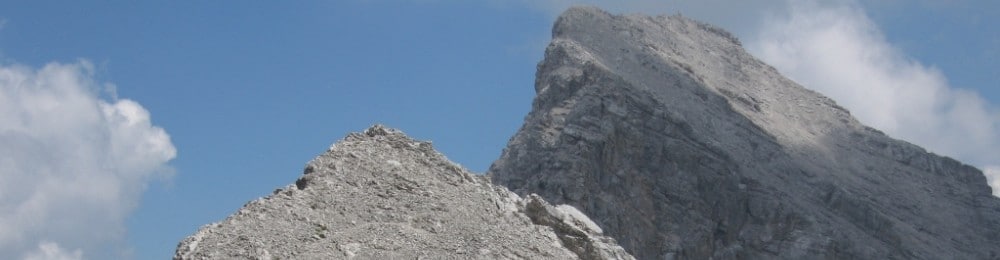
[175,6,1000,260]
[490,6,1000,260]
[174,125,632,260]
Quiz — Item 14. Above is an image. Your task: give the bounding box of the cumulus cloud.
[748,1,1000,195]
[0,61,176,258]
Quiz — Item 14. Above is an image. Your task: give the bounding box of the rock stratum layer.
[174,125,632,260]
[490,7,1000,260]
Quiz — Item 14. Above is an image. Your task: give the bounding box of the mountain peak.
[175,6,999,260]
[493,7,1000,259]
[175,125,632,259]
[552,6,611,36]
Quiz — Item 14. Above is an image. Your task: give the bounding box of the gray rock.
[490,6,1000,260]
[174,125,632,260]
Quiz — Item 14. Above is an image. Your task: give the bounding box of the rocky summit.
[174,125,632,260]
[490,6,1000,260]
[176,6,1000,260]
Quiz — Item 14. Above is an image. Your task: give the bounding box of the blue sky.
[0,1,997,259]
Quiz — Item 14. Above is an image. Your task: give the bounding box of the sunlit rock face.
[174,6,1000,260]
[174,125,632,260]
[490,6,1000,260]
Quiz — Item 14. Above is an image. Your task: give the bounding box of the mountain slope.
[490,6,1000,260]
[174,125,632,260]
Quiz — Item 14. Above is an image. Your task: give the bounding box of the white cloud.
[986,167,1000,197]
[0,61,176,258]
[748,1,1000,195]
[22,242,82,260]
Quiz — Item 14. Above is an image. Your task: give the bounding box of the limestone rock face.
[490,7,1000,260]
[174,125,633,260]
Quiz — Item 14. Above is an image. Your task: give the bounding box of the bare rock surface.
[175,6,1000,260]
[490,6,1000,260]
[174,125,632,260]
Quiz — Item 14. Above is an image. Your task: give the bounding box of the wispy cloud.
[0,60,176,258]
[748,1,1000,194]
[21,242,82,260]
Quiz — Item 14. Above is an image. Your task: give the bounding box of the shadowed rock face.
[490,6,1000,260]
[174,125,633,260]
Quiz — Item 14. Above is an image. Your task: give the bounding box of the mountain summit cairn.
[174,124,632,260]
[490,6,1000,259]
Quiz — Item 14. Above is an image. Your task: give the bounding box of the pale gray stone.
[175,6,1000,260]
[490,6,1000,260]
[174,125,632,260]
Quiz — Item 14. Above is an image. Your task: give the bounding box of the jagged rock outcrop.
[490,6,1000,260]
[174,125,632,260]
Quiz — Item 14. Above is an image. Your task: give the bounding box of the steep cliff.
[490,7,1000,260]
[175,125,632,260]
